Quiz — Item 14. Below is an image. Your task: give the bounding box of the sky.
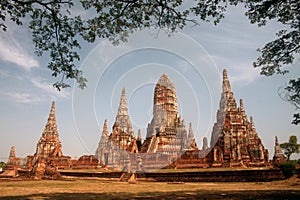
[0,5,299,162]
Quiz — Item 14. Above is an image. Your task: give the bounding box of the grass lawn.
[0,177,299,199]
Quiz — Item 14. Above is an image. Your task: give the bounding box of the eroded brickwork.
[6,146,22,170]
[272,136,286,166]
[27,102,71,178]
[141,74,196,156]
[210,69,269,167]
[95,88,139,171]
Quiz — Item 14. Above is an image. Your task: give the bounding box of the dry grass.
[0,177,299,199]
[150,166,272,173]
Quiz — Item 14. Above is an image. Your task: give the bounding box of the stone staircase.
[119,172,135,182]
[148,136,158,153]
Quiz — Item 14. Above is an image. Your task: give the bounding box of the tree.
[280,135,300,161]
[1,0,230,90]
[279,78,300,125]
[0,161,6,169]
[1,1,299,123]
[245,0,300,125]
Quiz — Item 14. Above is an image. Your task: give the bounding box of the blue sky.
[0,5,299,161]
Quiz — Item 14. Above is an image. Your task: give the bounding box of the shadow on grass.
[1,190,300,200]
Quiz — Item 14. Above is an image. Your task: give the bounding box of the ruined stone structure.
[93,72,270,170]
[272,136,286,166]
[187,123,198,150]
[6,146,22,170]
[136,74,199,169]
[95,119,110,165]
[72,155,99,169]
[14,69,272,176]
[26,101,71,178]
[95,88,139,170]
[141,74,196,156]
[209,69,269,167]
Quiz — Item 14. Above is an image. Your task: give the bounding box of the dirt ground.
[0,176,299,199]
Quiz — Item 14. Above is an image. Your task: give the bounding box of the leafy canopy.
[0,161,6,169]
[1,0,236,90]
[0,1,299,123]
[280,135,300,161]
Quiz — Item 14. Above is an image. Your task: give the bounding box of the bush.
[0,161,6,169]
[280,161,296,178]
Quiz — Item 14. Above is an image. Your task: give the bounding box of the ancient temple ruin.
[209,69,269,167]
[141,74,196,154]
[26,101,71,178]
[10,69,273,175]
[6,146,22,170]
[139,74,197,168]
[95,119,110,165]
[95,75,198,170]
[95,88,139,170]
[272,136,286,165]
[94,71,270,170]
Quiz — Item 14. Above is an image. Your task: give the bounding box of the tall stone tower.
[210,69,269,167]
[95,119,109,165]
[6,146,22,170]
[30,101,65,178]
[95,89,139,170]
[145,74,178,138]
[8,146,16,163]
[187,123,198,150]
[113,88,134,136]
[272,136,286,165]
[34,101,63,159]
[141,74,196,155]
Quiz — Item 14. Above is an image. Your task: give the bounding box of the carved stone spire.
[118,88,129,116]
[274,136,283,157]
[102,119,109,138]
[31,101,63,178]
[35,101,62,158]
[95,119,110,163]
[7,146,16,166]
[249,116,257,133]
[8,146,16,160]
[240,99,245,113]
[210,69,268,166]
[273,136,286,165]
[188,122,194,139]
[187,122,197,150]
[114,88,134,136]
[154,74,178,125]
[42,101,59,139]
[221,69,237,111]
[222,69,232,93]
[202,137,208,150]
[137,129,142,141]
[6,146,21,170]
[146,74,178,138]
[210,69,237,147]
[141,74,193,155]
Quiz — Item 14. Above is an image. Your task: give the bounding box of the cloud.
[5,92,42,104]
[31,78,70,98]
[210,55,261,85]
[0,33,39,70]
[230,65,261,84]
[0,70,8,77]
[2,77,70,104]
